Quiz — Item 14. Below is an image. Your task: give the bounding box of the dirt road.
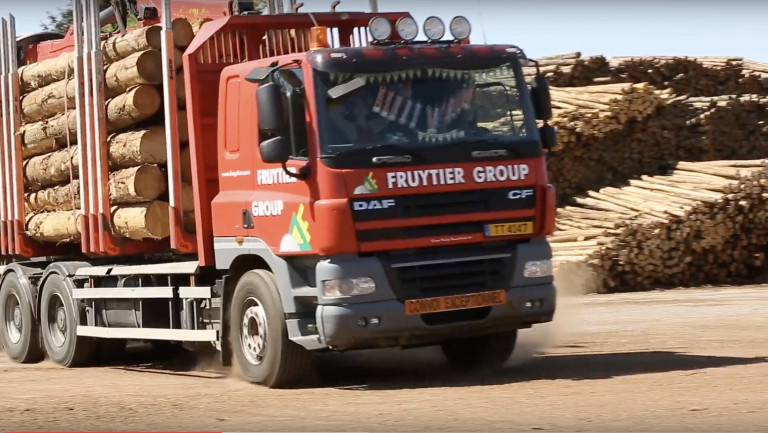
[2,285,767,432]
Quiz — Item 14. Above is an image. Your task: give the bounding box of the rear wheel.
[39,274,95,367]
[441,330,518,372]
[230,270,313,388]
[0,273,44,363]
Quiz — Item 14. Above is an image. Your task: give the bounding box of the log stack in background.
[551,160,768,293]
[530,52,768,202]
[523,52,768,96]
[17,19,196,244]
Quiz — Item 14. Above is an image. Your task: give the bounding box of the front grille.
[380,242,517,301]
[350,187,535,222]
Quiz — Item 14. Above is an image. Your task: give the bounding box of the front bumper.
[316,283,555,351]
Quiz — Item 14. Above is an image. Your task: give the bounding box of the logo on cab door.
[353,172,378,195]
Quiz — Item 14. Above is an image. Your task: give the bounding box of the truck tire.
[230,270,313,388]
[0,273,44,363]
[440,330,518,371]
[39,274,95,367]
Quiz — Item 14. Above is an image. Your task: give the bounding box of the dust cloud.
[508,261,595,366]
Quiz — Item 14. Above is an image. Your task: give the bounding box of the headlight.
[423,16,445,41]
[523,260,553,278]
[323,277,377,297]
[368,16,392,42]
[449,16,471,40]
[396,16,419,41]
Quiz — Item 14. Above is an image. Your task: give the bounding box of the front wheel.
[230,270,313,388]
[441,330,518,372]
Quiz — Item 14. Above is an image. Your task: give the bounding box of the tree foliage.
[42,0,112,34]
[42,0,269,35]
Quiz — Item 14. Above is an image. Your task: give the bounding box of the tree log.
[23,146,79,190]
[25,165,167,212]
[21,50,164,123]
[25,182,80,212]
[18,52,75,95]
[172,18,194,49]
[104,49,164,98]
[111,201,170,240]
[102,25,162,63]
[106,84,163,131]
[180,146,192,182]
[178,109,189,143]
[107,126,167,169]
[22,84,162,149]
[182,182,195,212]
[190,18,212,35]
[176,72,186,108]
[25,211,81,243]
[108,165,167,204]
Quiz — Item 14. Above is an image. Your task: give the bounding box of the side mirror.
[257,82,287,132]
[530,74,552,121]
[539,124,557,151]
[259,136,291,164]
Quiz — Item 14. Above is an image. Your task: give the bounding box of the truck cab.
[199,13,557,382]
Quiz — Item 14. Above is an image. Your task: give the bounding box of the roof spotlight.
[423,16,445,41]
[449,16,471,40]
[395,16,418,41]
[368,16,392,42]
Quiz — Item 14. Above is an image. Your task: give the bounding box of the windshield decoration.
[319,63,529,155]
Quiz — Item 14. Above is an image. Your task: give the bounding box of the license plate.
[484,221,534,237]
[404,290,507,315]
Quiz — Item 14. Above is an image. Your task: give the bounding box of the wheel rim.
[4,292,22,344]
[46,293,67,348]
[240,296,268,366]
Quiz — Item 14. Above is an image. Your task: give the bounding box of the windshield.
[315,62,531,157]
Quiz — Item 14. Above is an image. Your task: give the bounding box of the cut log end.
[172,18,195,49]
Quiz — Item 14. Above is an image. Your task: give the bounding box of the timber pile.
[549,82,673,148]
[550,160,768,293]
[525,52,768,97]
[547,94,768,201]
[18,19,196,244]
[522,52,611,87]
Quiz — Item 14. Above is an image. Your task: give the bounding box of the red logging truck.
[0,0,558,387]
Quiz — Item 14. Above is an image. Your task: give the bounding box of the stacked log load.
[550,160,768,293]
[18,19,197,244]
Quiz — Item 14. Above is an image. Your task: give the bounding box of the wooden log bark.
[107,126,167,169]
[104,49,164,98]
[25,182,80,212]
[25,165,167,212]
[182,182,195,212]
[105,84,163,131]
[23,146,79,190]
[172,18,195,49]
[111,200,170,240]
[102,25,162,63]
[21,50,164,123]
[18,52,75,95]
[25,211,80,243]
[176,72,186,108]
[22,84,162,149]
[190,18,212,35]
[108,165,167,204]
[180,146,192,182]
